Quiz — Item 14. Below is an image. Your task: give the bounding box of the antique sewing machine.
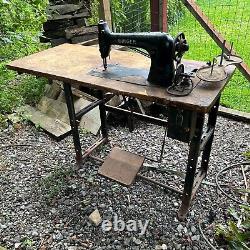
[97,20,190,89]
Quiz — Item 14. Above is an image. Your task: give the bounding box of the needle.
[103,57,107,70]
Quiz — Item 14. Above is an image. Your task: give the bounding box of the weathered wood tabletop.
[7,44,235,112]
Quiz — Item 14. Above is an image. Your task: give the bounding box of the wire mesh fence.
[169,0,250,113]
[109,0,250,113]
[110,0,151,32]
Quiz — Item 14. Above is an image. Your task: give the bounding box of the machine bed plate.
[89,64,150,86]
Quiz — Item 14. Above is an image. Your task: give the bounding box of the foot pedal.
[98,147,145,186]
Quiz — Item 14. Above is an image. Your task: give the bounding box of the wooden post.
[99,0,112,29]
[159,0,167,32]
[150,0,159,31]
[150,0,167,32]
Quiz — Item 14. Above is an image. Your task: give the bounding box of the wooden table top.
[7,44,235,112]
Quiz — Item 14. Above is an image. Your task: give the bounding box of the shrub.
[0,0,49,117]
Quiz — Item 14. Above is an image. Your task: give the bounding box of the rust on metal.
[98,147,145,186]
[137,173,182,194]
[82,137,107,159]
[196,66,227,82]
[7,44,235,113]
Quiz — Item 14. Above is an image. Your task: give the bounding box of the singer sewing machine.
[7,35,236,221]
[97,20,190,90]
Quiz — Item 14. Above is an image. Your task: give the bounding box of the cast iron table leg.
[200,96,220,173]
[63,82,83,166]
[178,113,205,220]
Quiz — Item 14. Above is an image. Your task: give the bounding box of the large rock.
[65,25,98,39]
[43,19,74,32]
[47,4,82,16]
[48,10,90,21]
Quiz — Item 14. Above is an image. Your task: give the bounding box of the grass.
[169,0,250,112]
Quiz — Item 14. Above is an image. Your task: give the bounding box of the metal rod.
[99,91,108,138]
[75,94,114,120]
[182,0,250,81]
[127,98,135,132]
[210,58,216,75]
[159,126,167,162]
[105,105,168,127]
[137,173,182,194]
[82,137,107,159]
[89,155,104,162]
[229,42,234,59]
[219,40,226,66]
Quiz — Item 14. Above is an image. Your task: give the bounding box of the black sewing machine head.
[98,20,189,87]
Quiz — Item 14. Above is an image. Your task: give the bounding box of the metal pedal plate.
[98,147,145,186]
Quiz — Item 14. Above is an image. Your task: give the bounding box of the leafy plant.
[39,167,74,203]
[21,237,35,249]
[0,0,49,124]
[0,0,48,35]
[215,205,250,249]
[243,151,250,160]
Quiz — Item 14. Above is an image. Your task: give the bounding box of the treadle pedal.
[98,147,145,186]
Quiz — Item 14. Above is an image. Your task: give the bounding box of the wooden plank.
[99,0,112,29]
[7,44,235,113]
[182,0,250,82]
[219,106,250,123]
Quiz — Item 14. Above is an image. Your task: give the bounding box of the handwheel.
[173,32,189,63]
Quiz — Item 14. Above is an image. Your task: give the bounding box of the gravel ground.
[0,116,249,250]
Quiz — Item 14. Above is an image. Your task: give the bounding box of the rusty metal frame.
[63,83,109,168]
[63,82,221,220]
